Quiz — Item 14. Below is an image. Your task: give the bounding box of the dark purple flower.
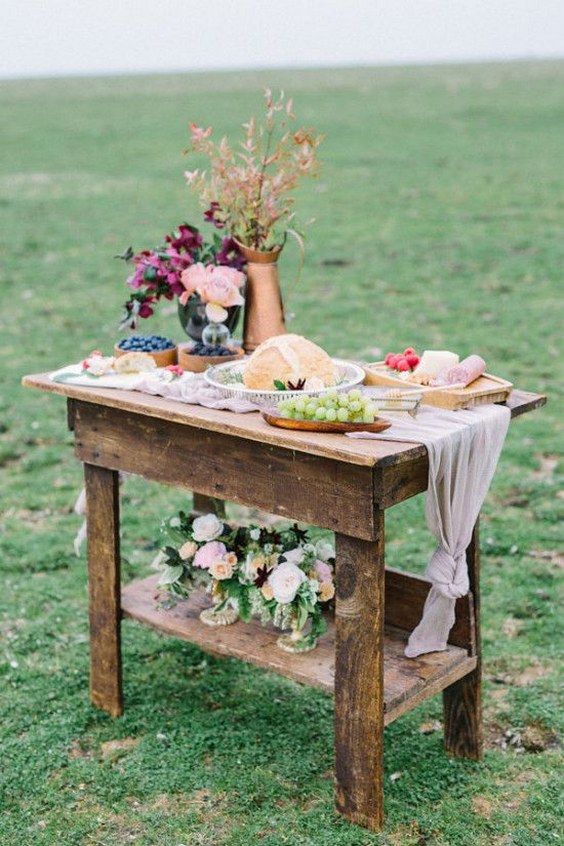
[216,237,245,271]
[166,224,203,253]
[204,202,225,229]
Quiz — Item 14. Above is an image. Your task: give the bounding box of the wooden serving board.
[261,408,392,433]
[363,363,513,411]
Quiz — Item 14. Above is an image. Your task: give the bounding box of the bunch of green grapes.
[276,389,378,423]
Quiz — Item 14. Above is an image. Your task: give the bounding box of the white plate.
[204,358,366,406]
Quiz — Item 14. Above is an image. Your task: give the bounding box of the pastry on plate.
[243,334,337,391]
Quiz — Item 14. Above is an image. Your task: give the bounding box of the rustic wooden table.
[22,373,545,831]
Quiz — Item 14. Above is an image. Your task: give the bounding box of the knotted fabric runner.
[348,403,510,657]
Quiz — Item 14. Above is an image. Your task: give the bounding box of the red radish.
[396,358,410,371]
[403,347,417,356]
[406,354,420,368]
[384,352,396,366]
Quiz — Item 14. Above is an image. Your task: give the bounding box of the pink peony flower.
[193,540,227,569]
[314,560,333,583]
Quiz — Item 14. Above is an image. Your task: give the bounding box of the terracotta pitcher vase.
[236,242,287,353]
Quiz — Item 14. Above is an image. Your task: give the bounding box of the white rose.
[268,561,306,604]
[192,513,223,542]
[315,540,335,562]
[249,528,261,541]
[282,547,305,566]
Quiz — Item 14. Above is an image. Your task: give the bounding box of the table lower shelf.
[121,575,477,726]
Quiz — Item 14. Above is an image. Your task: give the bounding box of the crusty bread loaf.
[243,334,337,391]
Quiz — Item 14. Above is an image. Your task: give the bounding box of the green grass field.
[1,62,562,845]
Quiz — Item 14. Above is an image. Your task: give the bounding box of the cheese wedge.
[413,350,459,378]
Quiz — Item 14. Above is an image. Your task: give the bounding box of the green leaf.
[158,564,184,585]
[297,602,309,630]
[273,379,287,391]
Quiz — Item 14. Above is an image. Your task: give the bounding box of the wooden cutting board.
[363,362,513,411]
[261,408,392,433]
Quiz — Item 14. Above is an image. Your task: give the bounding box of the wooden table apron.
[21,374,546,832]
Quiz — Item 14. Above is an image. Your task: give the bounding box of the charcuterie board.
[363,363,513,411]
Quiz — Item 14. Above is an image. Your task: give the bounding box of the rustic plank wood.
[120,575,476,726]
[21,372,430,469]
[192,493,226,518]
[443,520,483,759]
[71,401,377,539]
[504,389,547,418]
[84,463,123,716]
[333,524,386,830]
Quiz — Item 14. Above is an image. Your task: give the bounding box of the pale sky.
[2,0,564,79]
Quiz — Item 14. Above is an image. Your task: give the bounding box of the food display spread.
[365,345,512,410]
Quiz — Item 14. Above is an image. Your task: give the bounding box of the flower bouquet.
[156,512,335,652]
[117,223,245,340]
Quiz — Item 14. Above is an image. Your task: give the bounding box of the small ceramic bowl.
[114,345,178,367]
[178,343,244,373]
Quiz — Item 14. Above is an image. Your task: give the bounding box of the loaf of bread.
[243,334,337,391]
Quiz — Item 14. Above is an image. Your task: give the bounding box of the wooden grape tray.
[261,408,392,433]
[363,362,513,411]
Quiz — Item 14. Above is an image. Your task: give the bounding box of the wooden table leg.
[192,492,226,518]
[84,463,123,717]
[443,519,483,759]
[334,511,385,831]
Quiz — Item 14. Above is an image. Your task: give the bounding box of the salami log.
[433,354,486,387]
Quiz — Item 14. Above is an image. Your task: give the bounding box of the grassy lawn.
[1,61,562,845]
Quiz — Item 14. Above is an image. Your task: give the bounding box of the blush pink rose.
[193,540,227,569]
[214,266,245,289]
[179,262,211,304]
[200,274,245,322]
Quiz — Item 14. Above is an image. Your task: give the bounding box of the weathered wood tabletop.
[22,371,546,831]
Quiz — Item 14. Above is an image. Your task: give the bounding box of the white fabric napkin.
[347,404,511,657]
[50,364,257,413]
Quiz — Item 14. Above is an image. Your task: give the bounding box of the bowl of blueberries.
[115,334,178,367]
[178,340,245,372]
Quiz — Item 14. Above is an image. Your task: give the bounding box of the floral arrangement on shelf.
[117,223,245,331]
[185,89,323,252]
[156,512,335,652]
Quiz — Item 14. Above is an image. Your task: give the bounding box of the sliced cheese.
[413,350,459,378]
